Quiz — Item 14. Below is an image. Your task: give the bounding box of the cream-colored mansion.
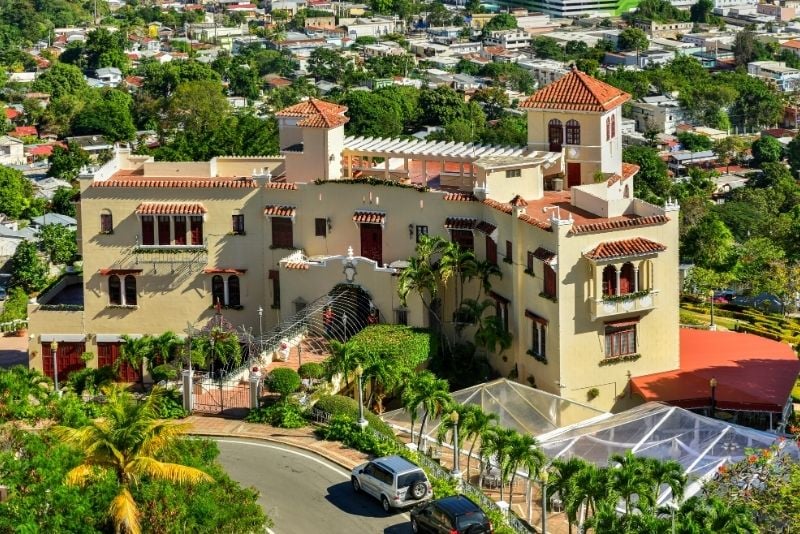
[28,69,681,412]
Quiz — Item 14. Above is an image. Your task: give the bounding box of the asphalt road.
[213,438,413,534]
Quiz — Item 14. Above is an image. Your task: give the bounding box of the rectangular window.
[486,236,497,265]
[450,229,474,252]
[174,217,187,245]
[491,292,510,333]
[505,240,512,262]
[271,217,293,248]
[315,218,327,237]
[232,214,245,235]
[190,216,203,245]
[526,251,534,272]
[543,264,557,299]
[395,309,408,325]
[100,213,113,234]
[531,322,546,358]
[505,169,521,178]
[605,325,637,358]
[157,216,171,245]
[415,225,428,243]
[141,216,154,246]
[269,270,280,308]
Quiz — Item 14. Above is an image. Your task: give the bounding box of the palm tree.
[51,386,213,534]
[454,298,493,335]
[480,426,516,502]
[193,327,242,373]
[460,405,498,482]
[397,236,448,340]
[572,462,612,526]
[643,456,686,504]
[680,496,757,533]
[436,401,470,451]
[506,433,545,509]
[118,335,153,386]
[584,499,624,533]
[609,451,653,516]
[148,331,181,373]
[472,259,502,300]
[324,340,358,390]
[474,315,512,355]
[440,242,476,311]
[548,457,590,534]
[411,371,451,449]
[361,351,409,413]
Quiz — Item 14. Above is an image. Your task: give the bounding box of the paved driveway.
[0,335,28,369]
[214,438,412,534]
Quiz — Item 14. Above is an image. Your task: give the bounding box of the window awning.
[605,317,640,328]
[135,202,207,215]
[353,210,385,224]
[445,217,476,230]
[475,220,497,235]
[584,237,666,261]
[99,268,143,276]
[532,247,556,264]
[525,309,548,325]
[203,268,247,274]
[96,334,124,343]
[264,205,296,217]
[40,334,86,343]
[489,291,510,304]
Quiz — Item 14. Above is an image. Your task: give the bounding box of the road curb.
[187,430,362,473]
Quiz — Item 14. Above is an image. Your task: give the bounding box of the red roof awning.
[489,291,510,304]
[584,237,666,261]
[532,247,556,264]
[136,202,207,215]
[475,221,497,234]
[444,217,476,230]
[525,309,548,325]
[264,205,296,217]
[353,211,385,224]
[203,268,247,274]
[631,329,800,413]
[99,268,143,276]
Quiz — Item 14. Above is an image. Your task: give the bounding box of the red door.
[360,223,382,265]
[567,162,581,188]
[42,342,86,383]
[98,342,142,383]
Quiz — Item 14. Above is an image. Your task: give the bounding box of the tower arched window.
[124,275,137,306]
[228,275,240,307]
[211,275,225,307]
[611,114,616,139]
[602,265,617,297]
[109,275,122,305]
[620,262,636,295]
[565,119,581,145]
[548,119,563,152]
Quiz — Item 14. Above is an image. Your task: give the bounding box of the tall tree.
[51,387,213,534]
[750,135,783,166]
[0,166,35,218]
[617,28,649,52]
[38,224,76,264]
[48,143,91,182]
[622,146,671,203]
[9,240,47,293]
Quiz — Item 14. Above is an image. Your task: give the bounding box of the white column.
[223,278,230,306]
[615,267,621,296]
[634,267,639,292]
[537,324,543,355]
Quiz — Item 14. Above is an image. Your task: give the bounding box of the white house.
[0,135,25,165]
[630,96,690,135]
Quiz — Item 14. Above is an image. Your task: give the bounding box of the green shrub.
[317,414,399,457]
[66,366,114,395]
[153,388,188,419]
[0,287,28,322]
[313,394,394,436]
[52,392,104,427]
[0,366,54,422]
[298,362,324,380]
[267,368,302,399]
[246,402,307,428]
[151,363,179,383]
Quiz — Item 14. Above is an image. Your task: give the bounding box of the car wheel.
[409,480,427,500]
[381,495,391,513]
[411,518,420,533]
[351,477,361,493]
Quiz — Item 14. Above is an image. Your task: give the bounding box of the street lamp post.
[49,341,59,394]
[539,468,549,534]
[450,410,461,484]
[710,377,718,419]
[709,289,716,331]
[355,364,367,429]
[257,305,264,366]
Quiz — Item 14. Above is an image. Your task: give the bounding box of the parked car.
[351,455,432,512]
[410,495,493,534]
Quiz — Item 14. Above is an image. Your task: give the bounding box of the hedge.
[346,324,435,371]
[313,394,394,436]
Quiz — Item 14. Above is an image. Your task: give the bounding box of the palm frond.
[65,464,95,487]
[109,487,141,534]
[129,456,213,485]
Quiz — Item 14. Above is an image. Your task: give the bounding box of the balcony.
[590,290,657,320]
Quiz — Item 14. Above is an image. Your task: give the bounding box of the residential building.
[633,20,694,39]
[780,38,800,57]
[0,135,25,165]
[604,50,674,68]
[630,96,690,134]
[517,58,569,89]
[495,0,618,18]
[340,16,402,39]
[483,29,532,51]
[95,67,123,86]
[65,135,113,158]
[747,60,800,92]
[30,213,77,231]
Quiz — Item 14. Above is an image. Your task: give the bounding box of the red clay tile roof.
[569,215,669,235]
[276,98,347,118]
[444,191,477,202]
[483,198,513,214]
[606,162,640,186]
[135,202,207,215]
[518,214,552,231]
[532,247,556,263]
[509,195,528,207]
[631,329,800,412]
[27,144,55,156]
[353,210,385,224]
[95,176,257,188]
[296,111,349,128]
[520,67,631,113]
[284,261,309,270]
[4,108,20,120]
[782,39,800,49]
[265,181,298,190]
[584,237,666,261]
[445,217,477,229]
[12,126,37,137]
[475,221,496,234]
[203,268,248,274]
[264,205,296,217]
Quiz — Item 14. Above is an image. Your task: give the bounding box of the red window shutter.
[141,216,154,245]
[190,216,203,245]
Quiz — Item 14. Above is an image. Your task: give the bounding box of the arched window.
[211,275,225,307]
[565,119,581,145]
[606,118,611,141]
[228,275,240,307]
[611,115,616,139]
[548,119,563,152]
[602,265,617,297]
[623,184,630,198]
[124,275,137,306]
[620,262,636,295]
[109,275,122,305]
[100,210,113,234]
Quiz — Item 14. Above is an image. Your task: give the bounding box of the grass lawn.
[679,307,738,331]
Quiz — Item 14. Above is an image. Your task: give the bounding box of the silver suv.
[351,455,432,512]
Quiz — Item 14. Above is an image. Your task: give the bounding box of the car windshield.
[397,470,425,488]
[456,511,486,531]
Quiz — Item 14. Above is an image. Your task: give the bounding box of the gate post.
[249,368,262,410]
[182,369,194,412]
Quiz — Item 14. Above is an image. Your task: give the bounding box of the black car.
[410,495,493,534]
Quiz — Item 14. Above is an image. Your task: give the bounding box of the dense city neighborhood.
[1,0,800,532]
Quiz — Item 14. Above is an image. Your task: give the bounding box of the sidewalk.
[184,415,369,471]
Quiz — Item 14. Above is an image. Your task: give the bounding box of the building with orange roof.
[27,68,797,427]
